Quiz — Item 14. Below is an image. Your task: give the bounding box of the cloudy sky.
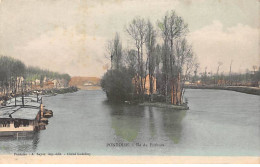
[0,0,259,77]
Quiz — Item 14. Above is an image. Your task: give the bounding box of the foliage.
[101,68,133,102]
[102,10,198,104]
[0,56,26,82]
[26,66,71,82]
[106,33,123,70]
[0,55,71,93]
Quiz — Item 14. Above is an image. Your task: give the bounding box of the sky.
[0,0,259,77]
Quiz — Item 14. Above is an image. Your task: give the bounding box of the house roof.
[0,96,41,120]
[0,107,18,119]
[6,96,40,107]
[11,107,40,120]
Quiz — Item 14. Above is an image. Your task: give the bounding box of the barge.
[0,95,52,137]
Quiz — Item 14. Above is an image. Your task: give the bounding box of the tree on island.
[101,10,198,105]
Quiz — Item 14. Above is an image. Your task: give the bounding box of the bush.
[101,68,133,102]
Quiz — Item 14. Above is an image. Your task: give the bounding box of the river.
[0,89,259,156]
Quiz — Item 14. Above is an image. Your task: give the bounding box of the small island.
[100,11,196,109]
[100,11,260,108]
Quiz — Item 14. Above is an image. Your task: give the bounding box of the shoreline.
[185,85,260,96]
[39,86,78,95]
[0,86,78,104]
[139,102,189,110]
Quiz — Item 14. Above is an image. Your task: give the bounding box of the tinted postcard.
[0,0,259,164]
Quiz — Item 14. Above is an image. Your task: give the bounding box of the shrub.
[101,68,133,102]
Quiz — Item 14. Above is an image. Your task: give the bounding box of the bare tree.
[217,61,223,76]
[113,33,123,70]
[105,33,123,71]
[158,10,188,104]
[253,65,257,74]
[216,61,223,85]
[124,49,138,76]
[193,62,199,83]
[202,66,208,84]
[174,38,194,105]
[229,60,233,85]
[126,17,147,95]
[105,40,114,71]
[145,20,157,101]
[154,44,162,94]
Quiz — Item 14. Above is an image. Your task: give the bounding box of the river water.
[0,89,259,156]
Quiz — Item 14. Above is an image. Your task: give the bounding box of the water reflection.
[161,109,187,144]
[104,101,144,142]
[148,107,156,137]
[104,100,187,144]
[0,132,39,154]
[32,132,40,151]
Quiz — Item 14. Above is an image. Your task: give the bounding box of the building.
[144,75,156,95]
[0,96,43,137]
[132,75,157,95]
[45,80,55,89]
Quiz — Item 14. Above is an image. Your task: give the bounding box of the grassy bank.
[185,85,260,96]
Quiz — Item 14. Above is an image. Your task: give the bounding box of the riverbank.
[185,85,260,96]
[0,86,78,104]
[139,102,189,110]
[39,86,78,96]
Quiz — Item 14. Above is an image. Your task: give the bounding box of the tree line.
[198,65,260,87]
[101,10,198,104]
[0,55,71,95]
